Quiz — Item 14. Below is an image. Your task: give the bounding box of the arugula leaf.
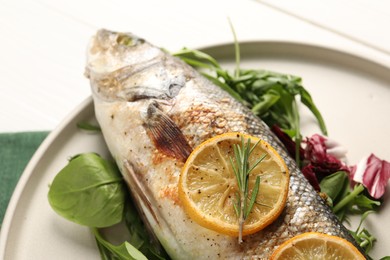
[48,153,126,227]
[327,181,382,256]
[173,47,221,69]
[333,184,381,216]
[349,211,377,254]
[350,194,381,214]
[319,171,384,256]
[174,48,328,163]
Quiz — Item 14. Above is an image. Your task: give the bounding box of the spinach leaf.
[48,153,126,227]
[320,171,349,204]
[93,228,148,260]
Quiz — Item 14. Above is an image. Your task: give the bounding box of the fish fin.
[145,102,192,162]
[123,160,162,252]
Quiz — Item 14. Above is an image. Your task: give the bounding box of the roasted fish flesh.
[85,29,359,259]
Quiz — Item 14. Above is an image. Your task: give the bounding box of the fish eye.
[169,83,181,97]
[116,34,145,46]
[116,34,134,46]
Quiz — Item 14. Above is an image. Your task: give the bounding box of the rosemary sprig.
[230,136,266,243]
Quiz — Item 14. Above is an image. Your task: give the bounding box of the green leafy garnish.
[332,184,380,219]
[48,153,126,227]
[49,32,387,258]
[320,173,381,254]
[175,43,389,256]
[319,171,350,207]
[230,136,266,243]
[123,200,168,260]
[349,211,376,255]
[48,153,167,259]
[93,200,167,260]
[93,228,148,260]
[174,45,327,166]
[77,121,101,132]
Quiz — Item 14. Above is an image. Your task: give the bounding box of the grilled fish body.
[85,29,355,259]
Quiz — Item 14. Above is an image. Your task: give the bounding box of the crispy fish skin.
[85,29,357,259]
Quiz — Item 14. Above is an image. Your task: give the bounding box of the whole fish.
[85,29,358,259]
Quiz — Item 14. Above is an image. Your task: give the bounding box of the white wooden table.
[1,0,389,132]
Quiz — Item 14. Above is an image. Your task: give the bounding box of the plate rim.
[0,96,93,257]
[195,39,390,72]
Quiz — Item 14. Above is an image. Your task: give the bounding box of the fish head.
[86,29,195,162]
[85,29,187,104]
[86,29,158,74]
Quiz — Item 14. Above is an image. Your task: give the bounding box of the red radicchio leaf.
[301,165,321,191]
[350,153,390,199]
[272,129,351,191]
[311,157,347,177]
[305,134,330,164]
[304,134,348,177]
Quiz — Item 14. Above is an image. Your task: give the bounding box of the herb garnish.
[230,136,266,243]
[48,32,388,258]
[173,46,326,168]
[77,121,101,132]
[174,41,388,257]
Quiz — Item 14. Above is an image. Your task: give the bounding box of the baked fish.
[85,29,357,259]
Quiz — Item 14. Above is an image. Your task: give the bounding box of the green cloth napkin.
[0,131,49,226]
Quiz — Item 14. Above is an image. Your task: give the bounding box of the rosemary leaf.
[246,176,261,218]
[248,154,267,176]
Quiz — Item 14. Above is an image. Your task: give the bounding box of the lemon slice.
[270,232,365,259]
[178,132,289,237]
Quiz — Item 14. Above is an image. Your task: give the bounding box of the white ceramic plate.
[1,41,389,259]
